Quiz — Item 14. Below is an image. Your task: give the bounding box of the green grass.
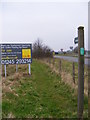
[2,59,88,118]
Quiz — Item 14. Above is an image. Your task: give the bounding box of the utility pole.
[78,26,84,119]
[88,1,90,118]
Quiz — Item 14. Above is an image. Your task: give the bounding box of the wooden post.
[88,64,90,118]
[78,26,84,118]
[53,58,55,66]
[47,58,48,63]
[88,2,90,118]
[59,60,61,76]
[72,62,75,84]
[49,58,51,64]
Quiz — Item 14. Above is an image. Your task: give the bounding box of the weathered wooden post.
[53,58,55,66]
[59,59,61,76]
[72,62,75,84]
[88,1,90,118]
[88,64,90,119]
[49,58,51,65]
[78,26,84,118]
[46,58,48,63]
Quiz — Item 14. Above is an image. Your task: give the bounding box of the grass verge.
[2,59,88,118]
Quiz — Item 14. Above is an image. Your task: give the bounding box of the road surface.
[54,55,90,66]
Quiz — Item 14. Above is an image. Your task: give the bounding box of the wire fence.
[44,57,88,96]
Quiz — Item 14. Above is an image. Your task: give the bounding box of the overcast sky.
[0,0,89,51]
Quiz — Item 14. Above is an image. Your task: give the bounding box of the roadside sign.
[74,37,78,44]
[0,44,32,65]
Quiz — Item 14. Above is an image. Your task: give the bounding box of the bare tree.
[74,46,78,53]
[32,38,53,58]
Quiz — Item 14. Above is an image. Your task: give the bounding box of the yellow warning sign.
[22,49,31,58]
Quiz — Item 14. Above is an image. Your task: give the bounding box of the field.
[2,59,88,118]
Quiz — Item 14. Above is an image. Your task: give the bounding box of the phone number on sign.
[1,59,31,64]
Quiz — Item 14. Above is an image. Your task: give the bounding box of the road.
[54,55,90,66]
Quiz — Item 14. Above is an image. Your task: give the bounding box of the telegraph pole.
[78,26,84,119]
[88,2,90,118]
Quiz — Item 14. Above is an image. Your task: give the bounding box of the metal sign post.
[16,64,18,72]
[29,64,31,75]
[4,64,6,77]
[78,26,84,118]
